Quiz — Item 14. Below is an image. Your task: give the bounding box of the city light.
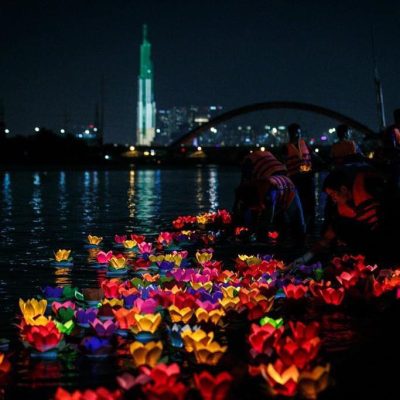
[93,127,98,132]
[78,134,83,138]
[260,146,266,151]
[321,135,327,141]
[271,127,278,134]
[329,128,336,134]
[144,151,150,156]
[85,129,90,134]
[104,155,110,160]
[5,129,9,134]
[129,146,135,151]
[315,148,320,153]
[60,129,65,134]
[197,146,202,151]
[150,149,156,156]
[34,127,40,132]
[210,127,217,133]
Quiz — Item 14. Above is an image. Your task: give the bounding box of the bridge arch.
[169,101,376,147]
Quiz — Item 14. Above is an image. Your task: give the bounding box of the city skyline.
[1,0,400,143]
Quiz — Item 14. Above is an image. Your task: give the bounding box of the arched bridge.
[169,101,376,147]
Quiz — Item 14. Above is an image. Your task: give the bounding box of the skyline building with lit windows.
[136,25,156,146]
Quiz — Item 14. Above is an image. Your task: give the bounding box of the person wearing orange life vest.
[291,165,399,266]
[330,124,364,166]
[233,150,306,243]
[283,123,315,228]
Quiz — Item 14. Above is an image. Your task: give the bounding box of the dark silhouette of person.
[233,150,305,244]
[282,123,315,229]
[330,124,364,166]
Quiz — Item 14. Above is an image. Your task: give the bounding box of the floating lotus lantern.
[196,249,213,266]
[181,329,214,353]
[298,364,330,399]
[195,307,225,325]
[168,305,194,324]
[95,250,113,267]
[193,340,227,365]
[89,318,116,337]
[52,249,73,267]
[55,320,75,335]
[107,256,128,276]
[113,308,136,335]
[336,270,359,289]
[19,298,48,325]
[260,316,284,329]
[129,340,163,368]
[261,359,300,397]
[54,387,122,400]
[138,242,153,255]
[193,371,233,400]
[80,336,112,358]
[86,234,103,247]
[276,336,320,369]
[131,313,162,342]
[101,279,121,299]
[319,287,345,305]
[123,240,137,251]
[0,353,11,374]
[283,283,308,300]
[114,234,127,247]
[24,321,63,357]
[41,286,64,302]
[75,308,98,328]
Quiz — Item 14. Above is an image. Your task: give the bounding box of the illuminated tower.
[136,24,156,146]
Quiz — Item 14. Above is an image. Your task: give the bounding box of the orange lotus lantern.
[298,364,331,399]
[129,340,163,367]
[113,308,136,330]
[193,340,227,365]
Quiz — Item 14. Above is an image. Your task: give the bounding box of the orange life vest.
[243,150,287,181]
[330,140,357,165]
[286,139,312,176]
[337,173,380,230]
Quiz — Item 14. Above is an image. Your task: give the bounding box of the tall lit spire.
[136,24,156,145]
[371,27,386,132]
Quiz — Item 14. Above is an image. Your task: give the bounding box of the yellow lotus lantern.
[87,235,103,245]
[129,340,163,367]
[109,256,127,269]
[195,251,213,265]
[149,255,164,263]
[190,281,213,291]
[168,305,194,324]
[19,298,47,324]
[54,250,71,262]
[218,297,241,311]
[193,340,227,365]
[195,308,225,325]
[164,253,183,267]
[196,214,208,225]
[131,313,162,334]
[181,329,214,353]
[221,286,239,299]
[123,240,137,249]
[102,298,124,308]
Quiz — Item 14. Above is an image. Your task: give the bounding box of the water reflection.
[132,170,162,234]
[54,267,72,286]
[58,171,68,224]
[1,173,14,245]
[196,167,205,210]
[208,167,219,211]
[81,171,100,232]
[127,170,136,220]
[30,173,44,241]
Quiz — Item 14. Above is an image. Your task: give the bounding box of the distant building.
[136,25,156,146]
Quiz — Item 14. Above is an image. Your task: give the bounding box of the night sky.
[1,0,400,143]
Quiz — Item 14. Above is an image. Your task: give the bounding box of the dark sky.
[1,0,399,143]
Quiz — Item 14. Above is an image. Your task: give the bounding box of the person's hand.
[288,251,314,269]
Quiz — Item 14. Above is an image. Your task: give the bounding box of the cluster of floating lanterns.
[2,209,400,399]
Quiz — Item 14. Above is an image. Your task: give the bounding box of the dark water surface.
[0,167,398,399]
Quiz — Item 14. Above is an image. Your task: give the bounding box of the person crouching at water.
[291,165,400,267]
[233,150,306,244]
